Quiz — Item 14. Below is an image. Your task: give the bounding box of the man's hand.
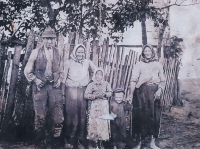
[54,78,61,88]
[34,78,44,91]
[154,88,162,100]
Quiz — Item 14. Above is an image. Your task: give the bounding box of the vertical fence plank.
[125,51,135,96]
[109,44,117,88]
[105,45,113,81]
[120,55,128,88]
[116,47,125,88]
[124,50,133,92]
[113,46,121,89]
[108,45,115,83]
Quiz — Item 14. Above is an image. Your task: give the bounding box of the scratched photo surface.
[0,0,200,149]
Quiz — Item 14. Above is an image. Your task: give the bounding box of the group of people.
[24,27,165,149]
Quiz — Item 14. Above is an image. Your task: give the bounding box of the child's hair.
[113,87,125,95]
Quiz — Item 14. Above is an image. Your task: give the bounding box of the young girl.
[84,68,112,149]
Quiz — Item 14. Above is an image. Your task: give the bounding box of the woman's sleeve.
[105,82,112,98]
[158,63,165,90]
[130,63,140,83]
[84,83,95,100]
[89,60,97,72]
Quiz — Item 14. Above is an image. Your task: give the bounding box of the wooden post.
[36,36,43,48]
[0,33,6,89]
[100,38,106,68]
[57,33,65,57]
[0,51,12,123]
[13,30,35,127]
[85,41,91,60]
[1,45,22,132]
[75,31,79,45]
[103,38,109,69]
[63,44,70,61]
[91,39,100,67]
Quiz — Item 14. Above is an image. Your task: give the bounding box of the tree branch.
[156,1,200,9]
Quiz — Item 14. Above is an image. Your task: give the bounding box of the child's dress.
[84,80,112,141]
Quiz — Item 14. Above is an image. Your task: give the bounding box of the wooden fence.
[90,38,138,96]
[161,58,181,106]
[0,30,180,137]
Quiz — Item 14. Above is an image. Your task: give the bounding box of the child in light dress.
[84,68,112,149]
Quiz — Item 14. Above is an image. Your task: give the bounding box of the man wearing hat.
[24,27,64,148]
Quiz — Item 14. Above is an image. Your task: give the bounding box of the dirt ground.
[157,100,200,149]
[0,100,199,149]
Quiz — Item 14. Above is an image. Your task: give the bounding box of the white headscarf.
[92,68,105,84]
[70,44,86,63]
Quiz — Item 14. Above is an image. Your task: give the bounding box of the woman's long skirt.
[132,83,162,140]
[64,86,87,141]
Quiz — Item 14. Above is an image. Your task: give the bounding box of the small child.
[110,88,132,149]
[84,68,112,149]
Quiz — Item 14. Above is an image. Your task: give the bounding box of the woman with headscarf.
[128,44,165,149]
[62,44,97,148]
[84,68,112,149]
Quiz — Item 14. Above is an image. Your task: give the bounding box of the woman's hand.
[154,88,162,100]
[54,78,61,88]
[126,94,133,104]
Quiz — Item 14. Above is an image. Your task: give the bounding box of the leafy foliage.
[169,36,183,58]
[0,0,166,46]
[108,0,166,33]
[165,36,183,59]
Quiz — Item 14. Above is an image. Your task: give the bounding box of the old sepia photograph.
[0,0,200,148]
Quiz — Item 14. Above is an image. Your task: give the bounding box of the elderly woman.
[129,44,165,149]
[62,44,96,148]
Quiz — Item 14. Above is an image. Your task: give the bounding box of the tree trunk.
[13,30,35,128]
[157,8,169,59]
[141,19,147,45]
[157,23,168,58]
